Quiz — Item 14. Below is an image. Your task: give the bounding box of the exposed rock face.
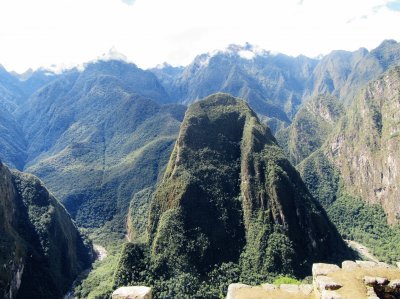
[0,161,93,299]
[299,66,400,224]
[148,93,349,277]
[324,67,400,223]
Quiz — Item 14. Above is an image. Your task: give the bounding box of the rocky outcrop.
[0,161,93,299]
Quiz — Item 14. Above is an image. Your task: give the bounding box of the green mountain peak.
[147,93,349,279]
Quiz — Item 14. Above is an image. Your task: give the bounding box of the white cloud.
[121,0,135,5]
[0,0,399,72]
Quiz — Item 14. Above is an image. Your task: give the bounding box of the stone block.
[364,276,389,286]
[321,290,342,299]
[312,263,340,277]
[341,260,359,270]
[315,276,342,290]
[226,283,252,299]
[279,284,299,293]
[261,283,276,291]
[377,262,392,268]
[356,260,377,268]
[112,286,152,299]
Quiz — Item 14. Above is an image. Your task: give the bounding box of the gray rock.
[226,283,252,299]
[279,284,299,293]
[321,290,342,299]
[312,263,340,277]
[341,260,359,270]
[315,276,342,290]
[112,286,152,299]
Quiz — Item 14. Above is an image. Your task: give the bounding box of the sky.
[0,0,400,73]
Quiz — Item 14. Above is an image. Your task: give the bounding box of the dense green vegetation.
[298,150,340,206]
[112,242,299,299]
[276,95,343,165]
[327,194,400,264]
[74,243,123,299]
[19,69,186,229]
[108,94,351,298]
[127,187,154,243]
[0,162,93,299]
[272,276,302,285]
[299,150,400,264]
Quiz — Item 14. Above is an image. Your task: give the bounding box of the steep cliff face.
[0,161,93,299]
[322,67,400,223]
[148,93,348,278]
[0,161,24,299]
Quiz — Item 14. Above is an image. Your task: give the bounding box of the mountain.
[0,108,27,169]
[0,161,93,299]
[276,95,344,165]
[0,65,60,113]
[113,94,350,298]
[305,40,400,105]
[152,44,318,132]
[154,40,400,134]
[14,68,61,98]
[299,66,400,224]
[11,60,186,230]
[149,94,348,274]
[0,65,24,112]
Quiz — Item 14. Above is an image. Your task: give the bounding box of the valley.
[1,40,400,298]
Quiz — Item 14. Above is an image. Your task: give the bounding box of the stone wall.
[227,260,400,299]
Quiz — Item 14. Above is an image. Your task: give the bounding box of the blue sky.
[0,0,399,72]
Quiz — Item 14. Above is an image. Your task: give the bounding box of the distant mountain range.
[0,40,399,230]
